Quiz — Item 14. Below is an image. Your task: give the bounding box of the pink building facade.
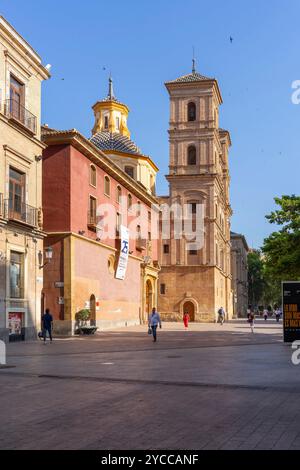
[42,129,160,335]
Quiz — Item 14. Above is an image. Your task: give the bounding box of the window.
[104,176,110,196]
[136,225,142,246]
[189,203,197,215]
[150,174,155,193]
[148,211,151,222]
[125,166,134,179]
[188,102,196,122]
[137,201,141,216]
[9,167,25,217]
[104,116,109,129]
[187,146,196,165]
[10,251,24,298]
[10,75,25,121]
[116,186,122,204]
[116,212,122,235]
[163,244,170,254]
[116,117,120,130]
[90,165,96,187]
[148,231,151,241]
[160,284,166,295]
[189,249,198,256]
[128,194,132,210]
[89,196,97,226]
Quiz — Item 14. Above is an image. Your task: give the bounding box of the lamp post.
[38,246,53,269]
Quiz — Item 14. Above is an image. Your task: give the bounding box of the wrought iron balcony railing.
[87,211,98,231]
[136,237,146,252]
[4,99,37,134]
[5,199,37,227]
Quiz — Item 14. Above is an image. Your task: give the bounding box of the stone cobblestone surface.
[1,320,300,450]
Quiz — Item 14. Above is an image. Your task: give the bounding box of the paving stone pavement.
[1,320,300,450]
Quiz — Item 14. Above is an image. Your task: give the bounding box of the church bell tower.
[158,62,233,322]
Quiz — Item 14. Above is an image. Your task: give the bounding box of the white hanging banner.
[115,225,129,280]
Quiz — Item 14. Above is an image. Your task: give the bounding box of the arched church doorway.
[90,294,96,326]
[145,280,153,317]
[183,301,195,322]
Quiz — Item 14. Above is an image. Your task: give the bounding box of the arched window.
[90,165,96,187]
[128,194,132,210]
[104,176,110,196]
[188,102,196,122]
[187,146,196,165]
[116,185,121,203]
[221,249,224,270]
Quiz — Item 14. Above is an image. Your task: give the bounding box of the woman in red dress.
[183,311,190,330]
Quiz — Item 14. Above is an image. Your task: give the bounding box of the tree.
[262,195,300,280]
[248,250,265,307]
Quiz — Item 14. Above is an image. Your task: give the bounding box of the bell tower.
[91,76,130,137]
[158,63,233,322]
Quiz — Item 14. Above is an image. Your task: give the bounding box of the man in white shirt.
[148,307,162,343]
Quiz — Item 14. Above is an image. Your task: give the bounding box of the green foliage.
[248,250,265,306]
[75,309,91,323]
[263,195,300,280]
[249,194,300,307]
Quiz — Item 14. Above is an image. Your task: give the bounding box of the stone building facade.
[231,232,249,318]
[158,67,233,322]
[0,16,49,342]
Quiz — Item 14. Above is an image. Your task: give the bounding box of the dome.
[90,131,144,156]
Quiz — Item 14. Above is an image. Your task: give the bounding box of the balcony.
[87,211,97,231]
[136,237,146,252]
[5,200,37,227]
[4,99,37,134]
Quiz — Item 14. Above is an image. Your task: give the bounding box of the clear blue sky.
[2,0,300,248]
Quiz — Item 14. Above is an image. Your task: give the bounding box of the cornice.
[42,130,159,207]
[105,149,159,172]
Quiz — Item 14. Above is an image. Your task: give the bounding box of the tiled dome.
[90,132,143,156]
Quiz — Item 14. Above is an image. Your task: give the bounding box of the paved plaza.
[1,319,300,450]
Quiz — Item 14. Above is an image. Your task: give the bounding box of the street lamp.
[38,246,53,269]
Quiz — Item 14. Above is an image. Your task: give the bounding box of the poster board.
[282,281,300,343]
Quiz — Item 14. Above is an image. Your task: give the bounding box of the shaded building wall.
[42,145,71,232]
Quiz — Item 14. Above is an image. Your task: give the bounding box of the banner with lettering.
[282,281,300,343]
[115,225,129,280]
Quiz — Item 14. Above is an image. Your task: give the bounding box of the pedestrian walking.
[263,308,268,321]
[42,308,53,344]
[248,311,255,333]
[148,307,162,343]
[275,308,281,323]
[183,311,190,330]
[218,307,226,325]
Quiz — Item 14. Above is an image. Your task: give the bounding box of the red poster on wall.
[8,312,23,335]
